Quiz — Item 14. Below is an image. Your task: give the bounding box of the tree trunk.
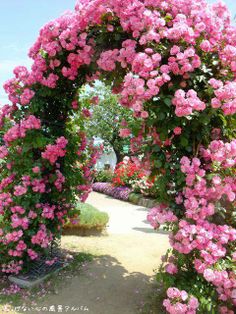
[113,148,124,164]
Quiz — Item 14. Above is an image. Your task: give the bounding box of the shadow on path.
[34,254,156,314]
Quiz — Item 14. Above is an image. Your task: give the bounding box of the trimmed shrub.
[64,202,109,231]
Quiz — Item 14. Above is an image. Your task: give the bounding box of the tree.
[79,81,134,163]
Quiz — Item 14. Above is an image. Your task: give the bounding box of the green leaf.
[180,137,188,147]
[164,98,172,107]
[114,34,121,41]
[158,112,166,120]
[186,146,192,152]
[160,132,167,141]
[154,160,162,168]
[153,145,161,152]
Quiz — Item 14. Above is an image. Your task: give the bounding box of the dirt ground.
[11,192,170,314]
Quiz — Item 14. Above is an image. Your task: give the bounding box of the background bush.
[94,169,114,183]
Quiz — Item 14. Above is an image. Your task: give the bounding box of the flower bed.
[112,160,145,187]
[92,182,132,201]
[92,182,158,208]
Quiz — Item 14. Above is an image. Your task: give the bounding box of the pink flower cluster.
[120,72,162,114]
[14,185,27,196]
[97,49,119,71]
[203,269,236,307]
[11,214,29,230]
[210,80,236,115]
[3,115,41,144]
[54,170,65,192]
[96,44,200,117]
[167,141,236,309]
[202,139,236,168]
[172,89,206,117]
[0,192,13,215]
[8,240,27,257]
[168,46,201,76]
[32,179,46,193]
[4,65,35,104]
[1,260,23,274]
[20,88,35,105]
[163,287,199,314]
[41,204,56,220]
[27,249,38,260]
[147,204,177,229]
[119,128,131,138]
[4,74,35,105]
[150,134,236,311]
[31,225,52,248]
[62,44,93,80]
[77,131,87,156]
[165,262,178,275]
[171,220,236,263]
[11,206,25,215]
[0,145,9,159]
[4,230,23,244]
[1,0,234,120]
[0,174,15,192]
[42,136,68,164]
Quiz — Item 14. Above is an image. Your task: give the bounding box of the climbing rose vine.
[0,0,235,312]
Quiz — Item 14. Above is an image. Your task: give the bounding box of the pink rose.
[166,263,178,274]
[173,127,182,135]
[32,166,40,173]
[119,128,131,138]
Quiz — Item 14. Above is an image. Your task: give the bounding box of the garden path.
[33,192,170,314]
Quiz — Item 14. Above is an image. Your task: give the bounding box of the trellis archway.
[0,0,236,312]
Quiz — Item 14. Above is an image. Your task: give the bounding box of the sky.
[0,0,75,103]
[0,0,235,104]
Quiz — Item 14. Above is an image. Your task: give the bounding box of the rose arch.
[0,0,236,312]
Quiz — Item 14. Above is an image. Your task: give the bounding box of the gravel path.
[35,192,170,314]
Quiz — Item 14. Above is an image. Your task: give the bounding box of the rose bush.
[0,0,235,312]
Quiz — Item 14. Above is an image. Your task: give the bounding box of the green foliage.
[94,169,114,182]
[128,192,143,204]
[0,215,3,227]
[79,81,135,161]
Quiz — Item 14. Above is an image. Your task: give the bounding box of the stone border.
[128,192,158,208]
[63,226,107,237]
[92,186,158,209]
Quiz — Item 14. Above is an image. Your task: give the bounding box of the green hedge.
[64,202,109,231]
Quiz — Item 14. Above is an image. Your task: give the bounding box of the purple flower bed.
[92,182,132,201]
